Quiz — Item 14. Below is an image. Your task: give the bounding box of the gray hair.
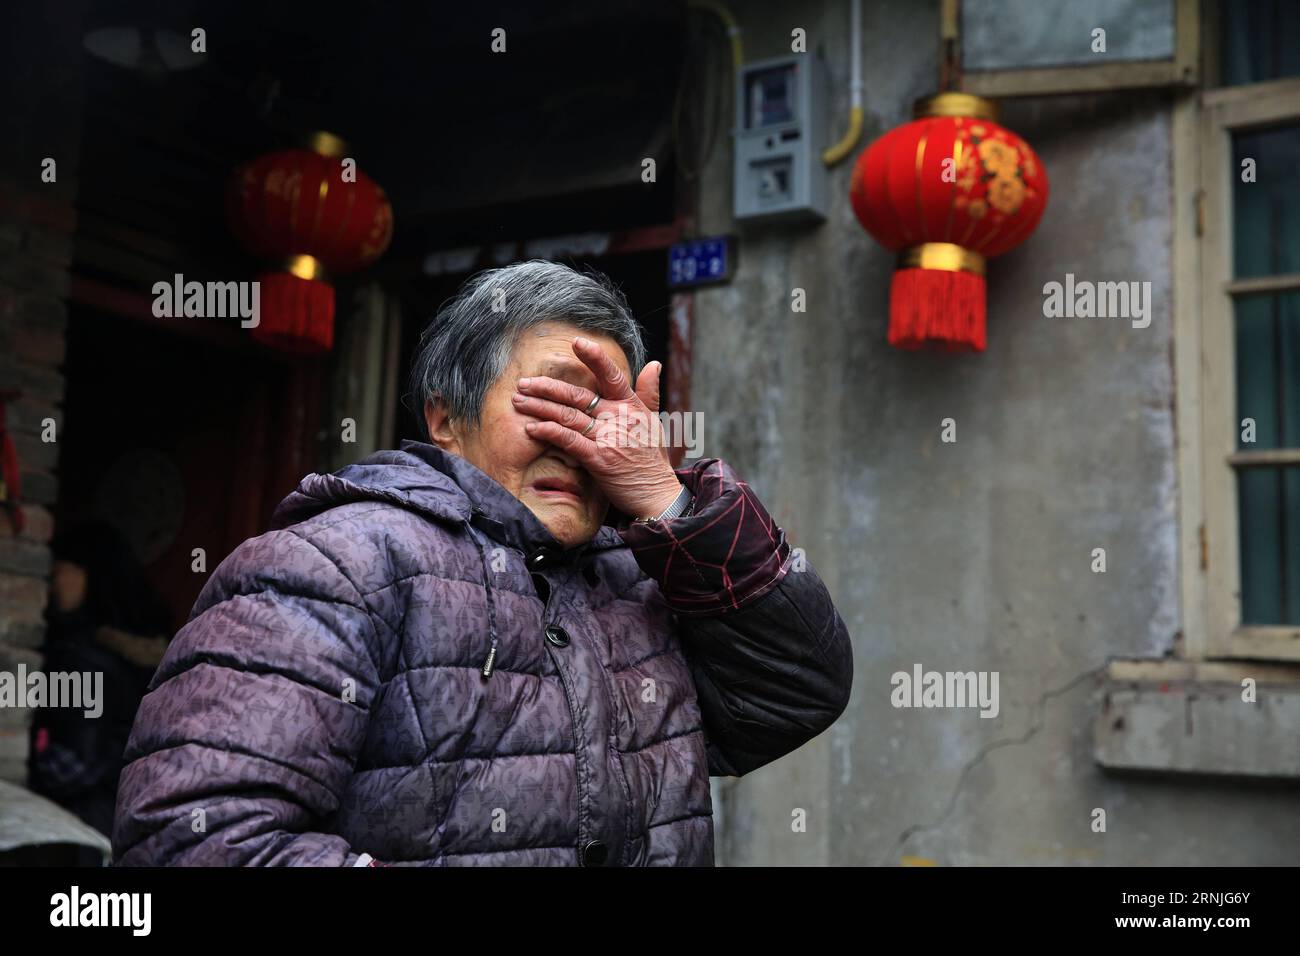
[406,260,648,438]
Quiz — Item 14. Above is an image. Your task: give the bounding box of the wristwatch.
[634,483,694,523]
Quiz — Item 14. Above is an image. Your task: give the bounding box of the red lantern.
[849,93,1048,351]
[226,132,393,353]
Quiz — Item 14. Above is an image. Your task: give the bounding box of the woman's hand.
[512,336,683,520]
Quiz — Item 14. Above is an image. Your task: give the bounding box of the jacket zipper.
[535,564,594,860]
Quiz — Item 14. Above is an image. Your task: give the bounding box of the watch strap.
[635,483,693,523]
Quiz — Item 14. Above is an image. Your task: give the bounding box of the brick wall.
[0,3,86,784]
[0,188,77,783]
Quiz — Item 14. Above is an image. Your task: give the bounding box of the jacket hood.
[269,439,625,559]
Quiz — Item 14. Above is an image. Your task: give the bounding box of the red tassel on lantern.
[889,245,987,351]
[849,92,1049,352]
[253,259,336,353]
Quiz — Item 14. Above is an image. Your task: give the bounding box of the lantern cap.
[912,92,999,122]
[305,130,349,158]
[285,254,328,282]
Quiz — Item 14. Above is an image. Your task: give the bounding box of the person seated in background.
[29,520,171,865]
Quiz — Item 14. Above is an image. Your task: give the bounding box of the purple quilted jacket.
[111,441,853,866]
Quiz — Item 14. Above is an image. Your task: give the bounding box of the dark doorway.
[56,305,323,631]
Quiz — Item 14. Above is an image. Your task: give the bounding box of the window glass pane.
[1233,106,1300,626]
[963,0,1174,70]
[1232,124,1300,279]
[1235,292,1300,449]
[1238,466,1300,625]
[1222,0,1300,86]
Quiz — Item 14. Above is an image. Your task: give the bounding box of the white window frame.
[1183,76,1300,662]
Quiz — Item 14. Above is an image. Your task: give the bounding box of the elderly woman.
[112,260,853,867]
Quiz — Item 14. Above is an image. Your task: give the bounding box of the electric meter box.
[733,54,829,225]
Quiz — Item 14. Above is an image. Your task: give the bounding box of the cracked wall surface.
[692,0,1300,865]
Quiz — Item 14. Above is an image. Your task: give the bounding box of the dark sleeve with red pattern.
[617,457,790,616]
[618,458,854,777]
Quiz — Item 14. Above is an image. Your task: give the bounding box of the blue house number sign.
[668,237,734,288]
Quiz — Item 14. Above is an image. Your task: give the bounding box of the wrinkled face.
[426,321,629,549]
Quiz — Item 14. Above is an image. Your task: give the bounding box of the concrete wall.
[694,0,1300,865]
